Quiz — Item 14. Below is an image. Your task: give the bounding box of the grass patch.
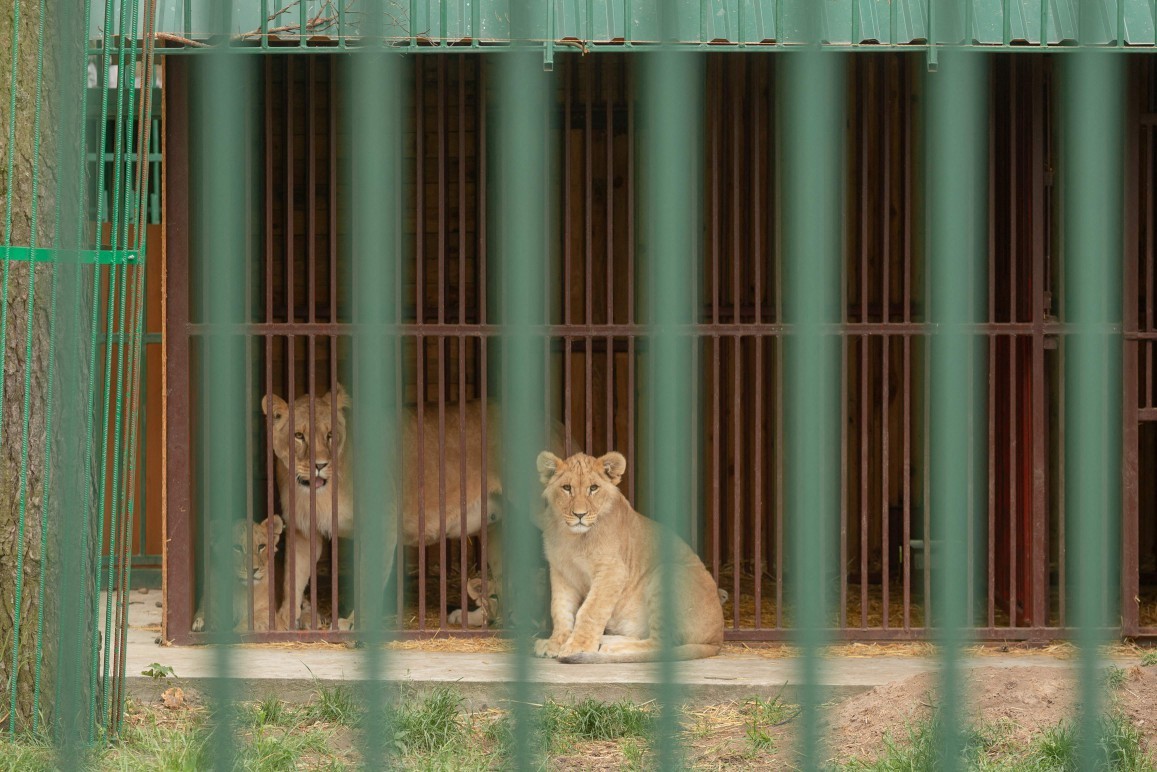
[620,738,647,770]
[1026,713,1155,772]
[841,714,992,771]
[1104,665,1129,690]
[1140,651,1157,667]
[540,698,655,743]
[300,684,361,727]
[0,737,55,772]
[743,695,795,757]
[109,716,211,770]
[242,696,294,729]
[842,711,1154,772]
[240,726,341,771]
[388,687,467,756]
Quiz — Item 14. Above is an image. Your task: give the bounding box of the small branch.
[557,38,590,55]
[153,32,209,48]
[242,0,303,37]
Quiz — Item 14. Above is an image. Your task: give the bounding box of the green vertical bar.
[102,0,143,731]
[781,4,842,767]
[349,0,401,766]
[496,2,549,768]
[640,2,701,763]
[45,0,92,756]
[200,0,246,766]
[927,36,987,772]
[78,0,109,746]
[1062,12,1123,768]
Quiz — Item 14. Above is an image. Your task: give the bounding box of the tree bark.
[0,0,98,736]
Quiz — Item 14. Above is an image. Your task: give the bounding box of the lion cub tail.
[558,643,719,665]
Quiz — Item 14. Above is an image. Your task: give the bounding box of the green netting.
[0,0,156,755]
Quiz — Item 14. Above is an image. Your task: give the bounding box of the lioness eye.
[258,544,266,552]
[326,431,332,443]
[294,432,305,441]
[589,485,599,493]
[561,484,572,493]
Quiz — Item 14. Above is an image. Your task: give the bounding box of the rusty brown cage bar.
[163,51,1154,644]
[1126,57,1157,639]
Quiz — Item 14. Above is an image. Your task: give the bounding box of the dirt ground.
[108,662,1157,770]
[826,664,1157,762]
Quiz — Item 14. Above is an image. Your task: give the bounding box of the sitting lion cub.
[534,451,724,664]
[192,515,284,632]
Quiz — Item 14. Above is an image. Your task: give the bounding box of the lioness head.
[536,451,627,534]
[262,385,350,491]
[233,515,284,584]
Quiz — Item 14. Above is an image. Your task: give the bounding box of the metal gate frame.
[1123,57,1157,640]
[160,48,1143,645]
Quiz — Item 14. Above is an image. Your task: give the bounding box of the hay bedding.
[1140,586,1157,628]
[275,557,1151,654]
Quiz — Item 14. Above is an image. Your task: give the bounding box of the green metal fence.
[0,0,1142,767]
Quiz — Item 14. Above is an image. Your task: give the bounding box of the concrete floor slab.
[120,590,1142,709]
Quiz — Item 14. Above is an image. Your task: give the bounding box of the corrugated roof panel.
[1125,0,1157,45]
[139,0,1157,48]
[694,0,778,44]
[553,0,628,42]
[838,1,929,45]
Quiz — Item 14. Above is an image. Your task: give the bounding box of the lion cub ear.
[536,451,563,485]
[324,383,352,412]
[262,395,288,424]
[598,452,627,486]
[264,515,285,538]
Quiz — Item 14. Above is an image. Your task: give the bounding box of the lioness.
[534,451,724,663]
[263,384,571,630]
[192,515,284,632]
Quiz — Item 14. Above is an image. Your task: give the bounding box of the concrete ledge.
[122,595,1141,710]
[125,636,1115,710]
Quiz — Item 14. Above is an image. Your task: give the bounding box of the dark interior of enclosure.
[1130,58,1157,633]
[162,51,1157,643]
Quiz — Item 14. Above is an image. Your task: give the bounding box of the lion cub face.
[262,386,349,491]
[536,451,627,534]
[234,515,284,584]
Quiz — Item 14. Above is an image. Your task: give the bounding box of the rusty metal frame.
[162,51,1151,644]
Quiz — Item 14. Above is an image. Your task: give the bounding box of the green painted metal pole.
[1063,9,1124,768]
[47,0,98,757]
[495,2,551,762]
[201,0,248,766]
[781,3,843,767]
[927,38,987,772]
[349,0,402,766]
[640,4,702,764]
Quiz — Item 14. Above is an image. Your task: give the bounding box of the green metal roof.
[136,1,1156,48]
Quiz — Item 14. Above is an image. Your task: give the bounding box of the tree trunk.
[0,0,99,736]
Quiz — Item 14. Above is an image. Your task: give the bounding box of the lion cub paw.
[534,636,567,658]
[557,637,598,660]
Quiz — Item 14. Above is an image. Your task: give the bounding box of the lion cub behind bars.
[533,451,724,664]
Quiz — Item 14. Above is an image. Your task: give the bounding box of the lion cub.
[192,515,284,632]
[534,451,724,664]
